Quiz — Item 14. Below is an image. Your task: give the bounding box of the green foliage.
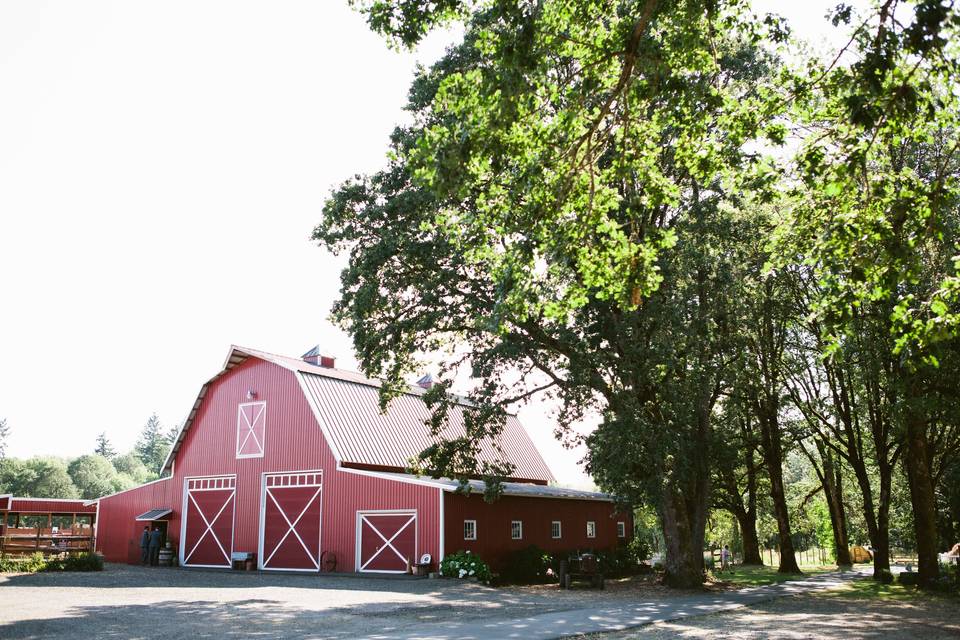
[112,452,153,484]
[325,0,960,590]
[0,457,79,499]
[876,568,895,584]
[67,455,119,500]
[499,545,552,584]
[439,550,492,583]
[597,545,642,577]
[320,0,793,588]
[0,552,104,573]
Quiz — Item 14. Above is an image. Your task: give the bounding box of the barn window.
[511,520,523,540]
[551,521,562,539]
[617,521,626,538]
[236,401,266,459]
[464,520,477,540]
[586,521,596,538]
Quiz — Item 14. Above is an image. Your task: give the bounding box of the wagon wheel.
[320,551,337,572]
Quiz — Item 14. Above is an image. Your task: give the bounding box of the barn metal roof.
[161,346,555,483]
[135,508,173,521]
[351,470,615,502]
[300,372,555,482]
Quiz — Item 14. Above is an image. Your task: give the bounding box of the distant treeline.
[0,413,176,500]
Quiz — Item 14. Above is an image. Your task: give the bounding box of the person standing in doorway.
[149,526,162,566]
[139,526,150,565]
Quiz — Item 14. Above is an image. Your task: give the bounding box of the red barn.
[94,346,630,573]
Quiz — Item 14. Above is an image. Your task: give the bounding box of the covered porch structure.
[0,495,97,556]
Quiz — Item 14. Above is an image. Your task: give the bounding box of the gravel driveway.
[0,564,582,639]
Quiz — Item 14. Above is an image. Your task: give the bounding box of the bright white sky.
[0,1,862,488]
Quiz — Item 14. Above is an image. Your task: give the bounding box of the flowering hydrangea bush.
[439,550,492,583]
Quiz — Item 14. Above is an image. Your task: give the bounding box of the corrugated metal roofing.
[134,508,172,521]
[354,470,614,502]
[301,373,554,482]
[162,345,555,483]
[7,497,97,513]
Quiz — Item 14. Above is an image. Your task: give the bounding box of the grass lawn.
[818,576,960,602]
[712,563,841,587]
[588,574,959,639]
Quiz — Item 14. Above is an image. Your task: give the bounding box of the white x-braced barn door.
[356,511,417,573]
[259,471,323,571]
[181,476,236,568]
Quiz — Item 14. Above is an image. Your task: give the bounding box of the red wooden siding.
[443,493,632,570]
[97,358,441,571]
[94,478,172,563]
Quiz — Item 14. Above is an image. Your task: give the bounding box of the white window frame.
[236,401,266,459]
[463,519,477,541]
[586,521,597,538]
[511,520,523,540]
[617,521,626,538]
[551,520,562,539]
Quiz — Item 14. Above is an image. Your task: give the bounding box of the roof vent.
[302,345,335,368]
[416,374,434,389]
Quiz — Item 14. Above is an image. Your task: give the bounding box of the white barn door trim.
[355,509,417,574]
[180,475,236,568]
[258,470,324,572]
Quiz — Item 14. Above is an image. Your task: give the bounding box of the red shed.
[94,346,631,573]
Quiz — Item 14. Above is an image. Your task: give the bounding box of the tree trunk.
[849,454,892,577]
[660,486,707,588]
[660,397,711,589]
[737,509,763,565]
[904,409,940,588]
[873,467,893,576]
[758,404,801,574]
[817,440,852,567]
[740,445,763,565]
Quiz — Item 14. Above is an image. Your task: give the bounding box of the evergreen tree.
[94,432,116,459]
[135,414,172,476]
[0,418,9,460]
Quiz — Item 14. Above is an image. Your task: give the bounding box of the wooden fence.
[0,526,95,557]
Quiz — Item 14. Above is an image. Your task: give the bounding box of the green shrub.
[0,552,48,573]
[629,538,651,563]
[49,552,104,572]
[597,546,641,577]
[500,545,552,584]
[875,568,894,584]
[0,552,103,573]
[440,550,492,583]
[897,571,918,585]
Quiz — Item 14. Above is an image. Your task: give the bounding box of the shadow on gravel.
[0,564,451,592]
[0,598,387,640]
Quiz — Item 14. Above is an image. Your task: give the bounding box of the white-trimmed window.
[617,521,626,538]
[586,521,597,538]
[236,401,266,459]
[464,519,477,540]
[551,520,562,539]
[511,520,523,540]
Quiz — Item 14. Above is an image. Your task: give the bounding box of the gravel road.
[0,564,580,639]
